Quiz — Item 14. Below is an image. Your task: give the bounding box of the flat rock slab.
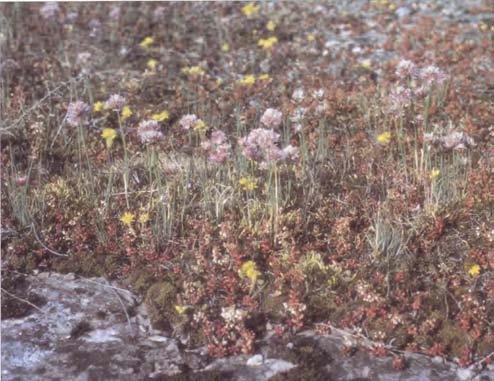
[2,272,494,380]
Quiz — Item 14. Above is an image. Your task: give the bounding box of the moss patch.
[145,281,179,331]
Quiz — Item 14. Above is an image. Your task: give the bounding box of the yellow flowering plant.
[139,212,150,224]
[257,36,278,50]
[430,168,440,180]
[266,20,276,32]
[241,2,259,17]
[101,128,117,148]
[238,75,256,86]
[147,58,158,70]
[377,131,392,144]
[258,73,271,81]
[468,264,481,277]
[139,36,154,49]
[120,212,135,226]
[151,110,169,122]
[239,260,260,285]
[193,119,207,133]
[93,101,104,113]
[239,177,257,191]
[121,106,133,121]
[182,66,205,76]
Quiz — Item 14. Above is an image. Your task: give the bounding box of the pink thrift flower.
[419,65,447,87]
[40,2,59,20]
[395,59,418,79]
[105,94,126,111]
[282,145,299,161]
[260,108,283,128]
[179,114,198,131]
[66,101,90,127]
[137,120,163,144]
[201,130,231,164]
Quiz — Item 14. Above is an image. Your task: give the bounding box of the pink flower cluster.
[238,128,299,168]
[66,101,90,127]
[104,94,126,111]
[390,60,448,114]
[201,130,231,164]
[137,120,163,144]
[40,2,59,20]
[395,59,447,86]
[424,131,476,151]
[179,114,198,130]
[260,108,283,128]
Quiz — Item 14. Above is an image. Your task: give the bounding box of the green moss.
[7,252,39,273]
[145,281,179,330]
[305,292,338,322]
[261,291,286,320]
[437,321,469,356]
[477,336,494,357]
[128,269,155,294]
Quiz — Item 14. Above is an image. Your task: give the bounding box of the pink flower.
[395,59,418,79]
[418,65,447,87]
[66,101,90,127]
[424,131,475,151]
[109,5,121,21]
[137,120,163,144]
[388,86,413,113]
[105,94,126,111]
[40,2,59,20]
[282,145,299,161]
[239,128,298,167]
[16,176,28,186]
[260,108,283,128]
[201,130,230,164]
[210,130,227,145]
[179,114,198,131]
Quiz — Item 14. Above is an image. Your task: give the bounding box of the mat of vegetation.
[1,1,493,369]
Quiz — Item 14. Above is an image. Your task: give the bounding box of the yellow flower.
[239,177,257,191]
[468,264,481,277]
[151,110,169,122]
[377,131,392,144]
[307,33,316,42]
[266,20,276,32]
[182,66,205,76]
[257,36,278,50]
[258,73,271,81]
[193,119,207,133]
[139,213,150,224]
[241,2,259,17]
[221,43,230,52]
[120,212,135,227]
[238,74,256,86]
[121,106,133,121]
[430,168,440,180]
[360,59,372,69]
[93,101,104,113]
[101,128,117,148]
[175,305,189,315]
[147,58,158,70]
[139,36,154,49]
[239,260,260,284]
